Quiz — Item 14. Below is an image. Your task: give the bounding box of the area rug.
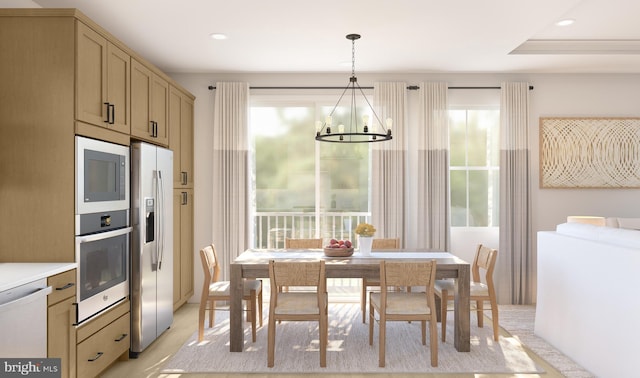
[162,303,544,374]
[495,305,594,378]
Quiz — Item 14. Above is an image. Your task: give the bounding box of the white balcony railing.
[253,211,370,249]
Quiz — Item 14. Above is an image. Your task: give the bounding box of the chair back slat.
[372,238,400,250]
[381,261,437,288]
[285,238,323,249]
[471,244,497,283]
[270,261,325,287]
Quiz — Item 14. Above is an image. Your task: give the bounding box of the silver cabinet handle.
[56,283,75,291]
[87,352,103,362]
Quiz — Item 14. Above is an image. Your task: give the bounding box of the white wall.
[169,72,640,304]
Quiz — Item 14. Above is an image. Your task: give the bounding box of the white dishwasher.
[0,278,52,357]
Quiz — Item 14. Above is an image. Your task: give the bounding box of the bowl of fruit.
[324,239,354,257]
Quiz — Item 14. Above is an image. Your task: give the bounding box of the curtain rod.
[207,85,534,90]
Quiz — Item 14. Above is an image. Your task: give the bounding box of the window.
[250,98,372,248]
[449,108,499,227]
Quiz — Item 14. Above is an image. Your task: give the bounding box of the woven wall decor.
[540,117,640,188]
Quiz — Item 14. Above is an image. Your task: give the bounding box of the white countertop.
[0,262,76,292]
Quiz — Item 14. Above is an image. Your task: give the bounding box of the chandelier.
[315,34,392,143]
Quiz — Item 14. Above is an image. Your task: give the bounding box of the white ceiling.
[6,0,640,74]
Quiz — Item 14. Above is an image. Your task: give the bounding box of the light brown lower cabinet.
[75,300,130,378]
[47,270,77,378]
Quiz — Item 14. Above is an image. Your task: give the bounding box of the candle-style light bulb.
[338,124,345,133]
[326,116,332,127]
[386,118,393,130]
[362,114,370,125]
[315,121,322,132]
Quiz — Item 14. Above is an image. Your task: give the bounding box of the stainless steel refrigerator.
[130,141,173,356]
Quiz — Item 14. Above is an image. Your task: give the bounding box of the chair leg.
[477,299,484,327]
[429,316,438,367]
[368,295,374,345]
[320,309,327,367]
[361,279,367,323]
[378,314,386,367]
[198,300,207,342]
[267,314,276,367]
[249,291,257,342]
[421,319,426,344]
[440,291,448,342]
[258,286,264,328]
[490,297,499,341]
[209,299,216,328]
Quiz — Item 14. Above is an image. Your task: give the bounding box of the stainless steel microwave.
[75,136,129,215]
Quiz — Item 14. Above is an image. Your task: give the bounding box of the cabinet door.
[77,22,108,127]
[131,59,152,140]
[48,296,77,378]
[180,96,194,187]
[169,87,194,188]
[173,189,194,310]
[131,58,168,146]
[151,74,169,145]
[169,88,183,187]
[106,43,130,134]
[77,22,130,136]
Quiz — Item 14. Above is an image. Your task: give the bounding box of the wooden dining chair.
[267,260,328,368]
[369,260,438,367]
[198,244,263,343]
[434,244,499,342]
[361,238,400,323]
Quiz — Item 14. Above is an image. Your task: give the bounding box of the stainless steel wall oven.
[75,136,131,324]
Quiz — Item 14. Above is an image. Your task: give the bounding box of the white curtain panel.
[212,82,250,280]
[372,82,407,245]
[498,82,534,305]
[416,82,450,251]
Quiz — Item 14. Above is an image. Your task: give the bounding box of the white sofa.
[536,220,640,378]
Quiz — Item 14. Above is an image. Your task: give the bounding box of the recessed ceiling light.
[210,33,228,40]
[555,19,575,27]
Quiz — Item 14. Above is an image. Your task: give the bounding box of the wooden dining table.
[229,249,471,352]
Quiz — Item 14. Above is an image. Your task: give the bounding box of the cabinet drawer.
[48,269,76,306]
[76,312,130,378]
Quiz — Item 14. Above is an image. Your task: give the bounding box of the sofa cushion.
[556,222,640,249]
[605,217,640,230]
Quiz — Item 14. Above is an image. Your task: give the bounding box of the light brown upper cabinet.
[131,59,169,146]
[169,86,195,188]
[76,22,130,135]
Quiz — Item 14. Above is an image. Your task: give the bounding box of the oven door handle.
[76,227,132,243]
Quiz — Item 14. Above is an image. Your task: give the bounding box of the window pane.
[468,171,489,226]
[318,103,370,213]
[253,105,315,212]
[448,107,499,228]
[466,111,486,166]
[450,170,467,227]
[449,110,466,167]
[251,99,372,248]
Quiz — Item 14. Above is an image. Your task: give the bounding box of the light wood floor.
[101,302,564,378]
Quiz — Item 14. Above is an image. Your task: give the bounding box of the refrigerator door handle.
[157,170,165,270]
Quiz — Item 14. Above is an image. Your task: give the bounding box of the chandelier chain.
[352,38,356,76]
